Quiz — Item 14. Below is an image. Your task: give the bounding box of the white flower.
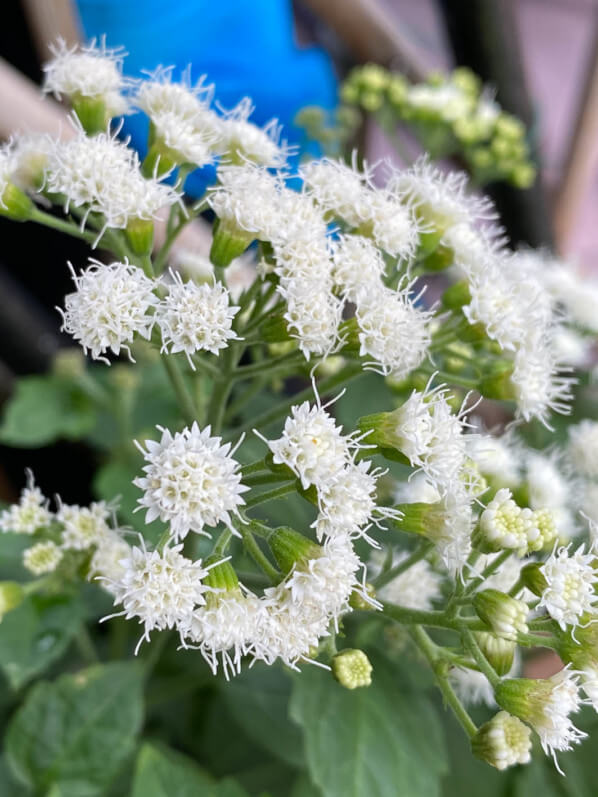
[46,128,180,237]
[479,488,538,554]
[217,97,289,167]
[42,38,128,116]
[433,492,475,574]
[58,260,158,363]
[463,257,552,352]
[264,400,358,490]
[0,147,16,208]
[407,83,473,120]
[370,549,442,610]
[388,156,496,233]
[568,420,598,478]
[355,284,432,380]
[10,134,53,192]
[157,271,240,365]
[466,430,520,487]
[104,542,212,650]
[280,279,343,360]
[580,667,598,711]
[526,451,570,510]
[136,67,219,167]
[134,423,248,540]
[502,669,586,761]
[23,541,63,575]
[332,235,386,302]
[183,589,266,678]
[208,163,282,241]
[450,667,495,707]
[272,234,332,287]
[390,383,472,492]
[553,327,592,369]
[57,500,112,550]
[300,157,372,227]
[393,472,440,504]
[257,592,330,669]
[443,222,507,279]
[511,332,574,428]
[538,544,598,631]
[301,158,418,259]
[0,472,52,534]
[316,460,399,538]
[89,530,131,594]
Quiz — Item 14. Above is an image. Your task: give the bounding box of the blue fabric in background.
[76,0,338,195]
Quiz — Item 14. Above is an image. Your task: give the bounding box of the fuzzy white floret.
[157,271,240,365]
[216,97,290,167]
[134,423,248,541]
[57,500,112,550]
[538,544,598,631]
[355,284,432,380]
[43,38,128,115]
[0,472,52,535]
[58,260,158,363]
[280,278,343,360]
[568,420,598,478]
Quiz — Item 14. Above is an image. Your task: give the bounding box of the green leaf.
[132,744,250,797]
[132,743,216,797]
[5,661,144,795]
[0,593,84,689]
[222,663,305,768]
[291,774,322,797]
[93,459,160,540]
[289,655,448,797]
[0,755,23,797]
[0,375,96,447]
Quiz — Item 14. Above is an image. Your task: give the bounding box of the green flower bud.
[474,589,528,640]
[474,631,516,676]
[519,562,548,597]
[125,217,154,256]
[332,649,373,689]
[0,183,34,221]
[0,581,25,620]
[269,527,320,575]
[472,711,532,770]
[511,163,536,189]
[442,280,472,310]
[72,94,110,136]
[52,348,86,379]
[209,218,254,267]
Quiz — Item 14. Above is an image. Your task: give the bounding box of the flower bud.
[392,502,446,537]
[527,509,557,552]
[0,182,34,221]
[475,488,537,555]
[442,280,471,310]
[332,649,373,689]
[0,581,25,620]
[269,527,320,575]
[474,632,516,676]
[519,562,547,597]
[209,218,254,268]
[204,558,239,592]
[23,541,63,575]
[72,95,110,136]
[125,218,154,256]
[474,589,528,640]
[472,711,532,770]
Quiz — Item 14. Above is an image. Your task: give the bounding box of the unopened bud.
[0,582,25,620]
[72,95,110,136]
[23,541,63,575]
[349,583,377,611]
[472,711,532,770]
[519,562,547,597]
[125,218,154,256]
[0,183,34,221]
[474,632,516,676]
[332,649,373,689]
[210,218,254,267]
[269,527,320,575]
[474,589,528,640]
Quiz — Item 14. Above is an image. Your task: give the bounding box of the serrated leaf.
[131,744,250,797]
[5,662,143,795]
[0,593,84,689]
[290,655,448,797]
[0,375,96,447]
[222,663,305,768]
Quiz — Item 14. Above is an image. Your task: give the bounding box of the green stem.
[373,541,433,589]
[31,208,97,245]
[382,601,487,632]
[224,377,266,423]
[213,529,233,557]
[460,626,500,687]
[244,482,296,508]
[516,632,559,649]
[224,364,362,441]
[464,550,511,595]
[240,525,280,583]
[232,350,305,382]
[161,355,198,425]
[410,626,477,739]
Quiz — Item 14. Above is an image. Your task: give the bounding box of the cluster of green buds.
[340,64,535,188]
[294,105,361,159]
